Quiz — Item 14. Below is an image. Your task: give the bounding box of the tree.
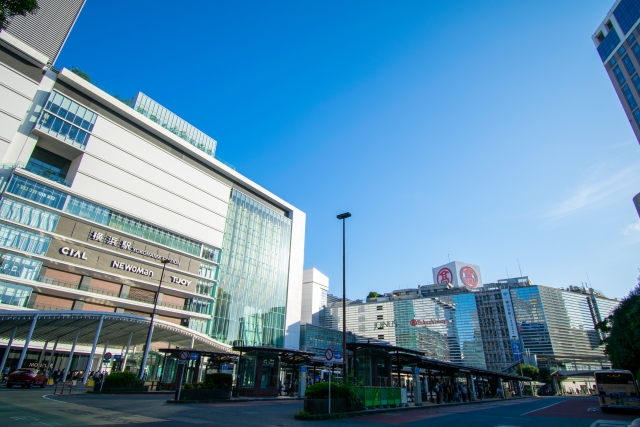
[597,281,640,378]
[367,292,381,299]
[538,366,552,383]
[0,0,39,30]
[521,364,539,380]
[70,67,91,83]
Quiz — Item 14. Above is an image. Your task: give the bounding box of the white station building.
[0,0,306,379]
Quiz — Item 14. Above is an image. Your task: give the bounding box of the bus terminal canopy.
[348,341,531,382]
[0,310,234,353]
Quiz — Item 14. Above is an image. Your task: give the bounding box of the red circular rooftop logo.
[436,268,453,284]
[460,266,478,288]
[410,319,417,326]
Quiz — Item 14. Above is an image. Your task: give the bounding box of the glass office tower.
[211,190,292,347]
[593,0,640,144]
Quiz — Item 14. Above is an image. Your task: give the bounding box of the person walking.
[1,366,9,383]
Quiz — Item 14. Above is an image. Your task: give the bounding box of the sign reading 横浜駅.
[51,216,202,276]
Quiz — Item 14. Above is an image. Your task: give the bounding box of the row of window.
[0,224,51,256]
[5,175,220,262]
[611,44,640,126]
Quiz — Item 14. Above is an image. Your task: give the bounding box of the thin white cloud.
[622,221,640,235]
[546,165,640,221]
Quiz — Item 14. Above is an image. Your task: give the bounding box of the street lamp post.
[139,258,171,380]
[336,212,351,382]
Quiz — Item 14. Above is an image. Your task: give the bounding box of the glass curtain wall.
[211,190,292,347]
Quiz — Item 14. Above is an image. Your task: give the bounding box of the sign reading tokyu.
[170,276,191,286]
[111,260,154,277]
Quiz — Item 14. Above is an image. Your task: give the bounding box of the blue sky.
[57,0,640,300]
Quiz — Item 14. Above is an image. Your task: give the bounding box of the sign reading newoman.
[111,260,154,277]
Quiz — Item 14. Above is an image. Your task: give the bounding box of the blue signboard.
[301,367,307,373]
[190,353,199,360]
[113,355,122,361]
[511,341,522,362]
[333,351,342,360]
[221,365,228,371]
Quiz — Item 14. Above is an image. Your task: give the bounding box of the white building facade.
[0,0,305,353]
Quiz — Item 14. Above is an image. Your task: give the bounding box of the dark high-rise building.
[2,0,85,65]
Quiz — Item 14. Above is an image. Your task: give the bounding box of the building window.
[606,20,614,31]
[619,45,627,56]
[632,43,640,63]
[630,34,637,45]
[36,91,97,150]
[610,57,618,67]
[377,315,383,320]
[614,0,640,35]
[0,253,42,280]
[0,198,60,232]
[201,245,221,263]
[4,175,214,258]
[597,28,620,61]
[378,335,384,340]
[198,262,218,280]
[6,175,68,210]
[376,305,383,310]
[623,54,636,75]
[634,109,640,126]
[0,280,32,307]
[65,196,111,226]
[0,224,51,255]
[195,279,216,297]
[622,84,638,109]
[614,65,626,85]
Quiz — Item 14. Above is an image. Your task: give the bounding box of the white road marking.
[589,421,629,427]
[520,399,568,415]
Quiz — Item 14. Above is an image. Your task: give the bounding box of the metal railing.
[35,275,208,313]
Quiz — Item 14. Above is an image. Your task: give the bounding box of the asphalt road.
[0,386,637,427]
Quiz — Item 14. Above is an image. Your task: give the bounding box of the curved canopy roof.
[0,310,233,353]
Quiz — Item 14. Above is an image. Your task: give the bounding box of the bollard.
[53,382,58,395]
[60,382,65,394]
[68,383,73,394]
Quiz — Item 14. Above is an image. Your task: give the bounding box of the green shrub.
[182,373,233,391]
[202,373,232,391]
[305,381,356,406]
[103,371,143,387]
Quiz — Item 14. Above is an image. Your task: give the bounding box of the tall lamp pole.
[337,212,351,382]
[140,258,171,380]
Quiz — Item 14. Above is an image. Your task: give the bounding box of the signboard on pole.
[178,350,190,365]
[324,361,333,367]
[324,348,334,361]
[104,352,112,361]
[190,352,199,361]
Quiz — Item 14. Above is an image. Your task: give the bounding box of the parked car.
[6,369,48,388]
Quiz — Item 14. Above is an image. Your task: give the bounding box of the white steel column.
[121,332,132,372]
[49,338,59,369]
[17,316,38,369]
[37,340,49,369]
[190,336,195,349]
[0,327,17,375]
[62,328,80,382]
[99,340,109,374]
[82,315,104,385]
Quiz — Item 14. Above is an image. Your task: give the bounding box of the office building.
[322,283,487,368]
[477,278,619,371]
[300,268,328,326]
[592,0,640,143]
[0,0,305,369]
